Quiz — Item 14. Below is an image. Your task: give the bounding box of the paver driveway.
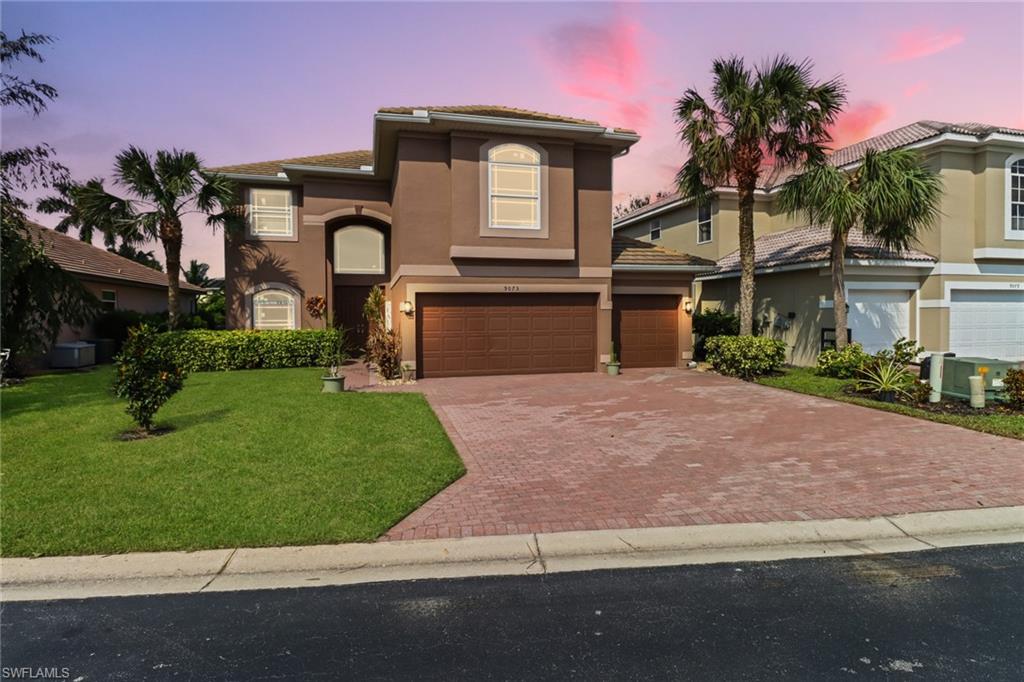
[379,368,1024,541]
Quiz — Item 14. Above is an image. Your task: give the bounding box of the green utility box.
[940,357,1020,400]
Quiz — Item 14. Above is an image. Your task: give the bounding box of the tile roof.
[378,105,637,134]
[710,224,935,275]
[612,235,716,268]
[209,150,373,177]
[26,222,203,292]
[615,120,1024,224]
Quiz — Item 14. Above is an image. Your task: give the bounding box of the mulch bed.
[841,385,1023,417]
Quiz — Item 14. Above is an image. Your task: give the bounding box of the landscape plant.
[153,329,343,372]
[815,343,870,379]
[1004,369,1024,409]
[113,324,186,433]
[779,149,942,350]
[854,357,916,402]
[675,56,846,335]
[692,308,740,360]
[704,335,786,379]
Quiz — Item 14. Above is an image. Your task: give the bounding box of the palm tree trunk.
[831,228,848,350]
[162,219,183,330]
[736,180,757,336]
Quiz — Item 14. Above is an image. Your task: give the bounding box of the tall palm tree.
[39,178,143,248]
[778,148,942,349]
[675,56,846,335]
[72,147,242,328]
[183,259,212,287]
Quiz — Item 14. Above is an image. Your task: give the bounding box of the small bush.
[1005,368,1024,409]
[705,335,787,380]
[368,328,403,379]
[816,343,870,379]
[114,324,186,431]
[692,309,740,360]
[153,329,344,372]
[875,337,924,367]
[855,358,916,401]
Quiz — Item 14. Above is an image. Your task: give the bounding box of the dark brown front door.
[335,285,374,352]
[417,293,597,378]
[614,295,679,368]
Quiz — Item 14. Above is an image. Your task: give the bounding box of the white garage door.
[949,289,1024,361]
[848,289,911,355]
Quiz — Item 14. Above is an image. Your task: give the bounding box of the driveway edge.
[3,507,1021,602]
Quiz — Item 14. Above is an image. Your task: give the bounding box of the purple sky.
[5,2,1022,276]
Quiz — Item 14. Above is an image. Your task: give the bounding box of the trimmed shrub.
[816,343,870,379]
[114,324,186,431]
[875,337,924,367]
[1004,368,1024,409]
[705,335,787,379]
[153,329,343,372]
[692,309,740,360]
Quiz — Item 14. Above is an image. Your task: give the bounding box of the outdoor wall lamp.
[400,300,415,316]
[683,300,693,314]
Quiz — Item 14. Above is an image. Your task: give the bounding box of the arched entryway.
[327,218,390,352]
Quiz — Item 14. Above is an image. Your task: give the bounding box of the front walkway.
[374,368,1024,541]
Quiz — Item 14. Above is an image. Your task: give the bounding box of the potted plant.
[607,342,621,376]
[321,326,350,393]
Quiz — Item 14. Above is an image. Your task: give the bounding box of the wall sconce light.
[400,300,415,316]
[683,300,693,314]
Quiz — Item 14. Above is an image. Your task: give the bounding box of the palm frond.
[858,149,943,253]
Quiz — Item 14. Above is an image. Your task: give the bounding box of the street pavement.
[3,543,1022,680]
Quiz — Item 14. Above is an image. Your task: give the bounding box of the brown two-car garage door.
[613,295,679,368]
[417,293,597,378]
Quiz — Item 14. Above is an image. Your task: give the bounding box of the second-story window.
[1010,158,1024,238]
[697,203,713,244]
[488,144,541,229]
[650,219,662,241]
[249,188,294,238]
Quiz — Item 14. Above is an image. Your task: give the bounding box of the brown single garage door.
[614,295,679,368]
[417,293,597,378]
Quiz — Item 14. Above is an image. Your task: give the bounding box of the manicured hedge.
[153,329,342,372]
[705,335,787,380]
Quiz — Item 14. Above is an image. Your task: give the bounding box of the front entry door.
[335,285,374,353]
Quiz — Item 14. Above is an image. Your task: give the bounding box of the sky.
[5,1,1023,276]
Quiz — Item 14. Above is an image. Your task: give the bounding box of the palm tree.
[71,147,242,328]
[183,259,211,287]
[675,56,846,335]
[778,148,942,349]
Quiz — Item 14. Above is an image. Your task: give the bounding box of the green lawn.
[1,367,464,557]
[757,367,1024,440]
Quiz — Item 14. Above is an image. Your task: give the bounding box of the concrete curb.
[3,507,1021,602]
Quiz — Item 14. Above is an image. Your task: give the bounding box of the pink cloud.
[903,81,928,98]
[540,11,651,131]
[884,27,964,63]
[830,102,891,148]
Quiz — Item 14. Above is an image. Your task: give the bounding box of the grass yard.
[757,367,1024,441]
[1,367,465,557]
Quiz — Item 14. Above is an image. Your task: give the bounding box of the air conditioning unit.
[50,342,96,369]
[940,357,1020,400]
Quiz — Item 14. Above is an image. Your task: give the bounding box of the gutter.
[696,258,935,281]
[612,264,714,273]
[373,110,641,144]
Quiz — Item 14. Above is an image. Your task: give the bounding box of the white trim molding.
[1005,152,1024,240]
[919,279,1024,308]
[974,247,1024,260]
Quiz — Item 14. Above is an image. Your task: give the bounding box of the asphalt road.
[3,544,1022,681]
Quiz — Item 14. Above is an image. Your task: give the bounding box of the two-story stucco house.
[212,106,714,377]
[614,121,1024,365]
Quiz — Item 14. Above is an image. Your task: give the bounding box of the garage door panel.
[417,293,597,377]
[848,289,910,355]
[949,289,1024,361]
[613,295,680,368]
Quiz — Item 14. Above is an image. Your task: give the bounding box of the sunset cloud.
[903,81,928,99]
[830,102,890,148]
[884,27,964,63]
[540,11,651,131]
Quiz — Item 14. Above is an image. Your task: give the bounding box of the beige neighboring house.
[211,105,714,377]
[29,222,202,344]
[614,121,1024,365]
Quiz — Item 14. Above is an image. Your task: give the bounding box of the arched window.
[333,225,385,274]
[488,144,541,229]
[252,288,297,330]
[1009,157,1024,239]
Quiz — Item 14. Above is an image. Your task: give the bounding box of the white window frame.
[650,219,662,241]
[100,289,117,311]
[250,286,298,330]
[487,144,541,230]
[333,225,386,275]
[697,203,713,244]
[248,188,295,239]
[1006,154,1024,240]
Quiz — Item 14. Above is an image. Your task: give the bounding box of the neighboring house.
[28,222,202,344]
[212,105,713,377]
[614,121,1024,365]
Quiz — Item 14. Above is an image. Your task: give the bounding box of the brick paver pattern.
[374,368,1024,541]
